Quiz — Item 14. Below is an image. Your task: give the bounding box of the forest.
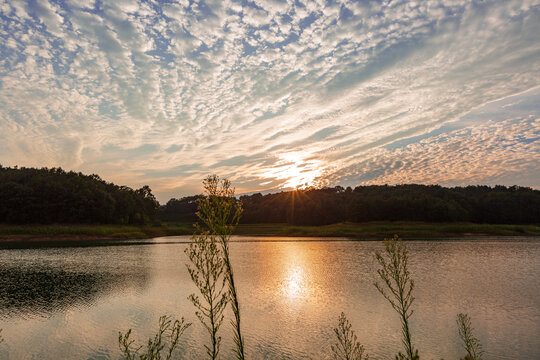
[2,166,540,226]
[163,184,540,225]
[0,166,159,224]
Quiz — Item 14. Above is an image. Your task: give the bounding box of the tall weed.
[118,315,191,360]
[196,175,245,360]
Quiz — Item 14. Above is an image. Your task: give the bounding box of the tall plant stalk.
[374,235,418,360]
[197,175,245,360]
[185,231,229,359]
[118,315,191,360]
[331,312,369,360]
[457,313,484,360]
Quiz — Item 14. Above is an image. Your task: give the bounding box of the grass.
[0,223,193,241]
[1,221,539,242]
[235,221,540,238]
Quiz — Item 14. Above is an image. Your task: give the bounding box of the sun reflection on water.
[283,266,309,299]
[277,243,319,304]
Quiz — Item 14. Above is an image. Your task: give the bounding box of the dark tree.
[0,165,159,224]
[232,184,540,225]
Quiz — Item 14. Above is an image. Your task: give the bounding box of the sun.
[260,151,323,189]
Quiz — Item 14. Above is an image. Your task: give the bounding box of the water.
[0,236,538,359]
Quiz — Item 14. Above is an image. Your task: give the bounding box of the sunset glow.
[260,151,323,190]
[0,0,538,201]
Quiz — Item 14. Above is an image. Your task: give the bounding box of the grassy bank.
[0,223,193,241]
[235,222,540,238]
[1,221,539,242]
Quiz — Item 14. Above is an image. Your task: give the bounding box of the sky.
[0,0,539,203]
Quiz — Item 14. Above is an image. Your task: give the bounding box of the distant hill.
[162,184,540,225]
[0,166,158,224]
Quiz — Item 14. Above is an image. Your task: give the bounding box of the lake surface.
[0,236,539,359]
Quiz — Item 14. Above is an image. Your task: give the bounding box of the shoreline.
[1,222,539,244]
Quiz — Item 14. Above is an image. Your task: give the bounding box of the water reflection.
[282,266,308,299]
[233,239,540,360]
[278,243,316,302]
[0,247,149,318]
[0,237,538,360]
[0,266,148,318]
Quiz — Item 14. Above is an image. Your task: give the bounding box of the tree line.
[2,165,539,225]
[163,184,540,225]
[0,166,159,224]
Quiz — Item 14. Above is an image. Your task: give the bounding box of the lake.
[0,236,538,359]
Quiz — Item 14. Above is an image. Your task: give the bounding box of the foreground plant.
[331,312,369,360]
[196,175,245,359]
[457,313,484,360]
[118,315,191,360]
[185,232,229,359]
[328,235,487,360]
[374,235,418,360]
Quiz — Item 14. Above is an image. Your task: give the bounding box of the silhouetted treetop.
[0,165,158,224]
[3,165,538,225]
[164,184,540,225]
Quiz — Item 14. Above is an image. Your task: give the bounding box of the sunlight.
[277,243,318,303]
[283,266,306,299]
[260,151,323,190]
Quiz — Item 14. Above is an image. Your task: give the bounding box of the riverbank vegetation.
[0,221,538,244]
[234,221,540,237]
[0,223,192,241]
[1,221,538,242]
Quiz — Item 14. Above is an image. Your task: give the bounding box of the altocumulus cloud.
[0,0,539,202]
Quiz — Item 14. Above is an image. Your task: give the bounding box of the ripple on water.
[0,237,538,359]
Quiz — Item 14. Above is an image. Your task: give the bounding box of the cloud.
[0,0,539,202]
[320,115,540,189]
